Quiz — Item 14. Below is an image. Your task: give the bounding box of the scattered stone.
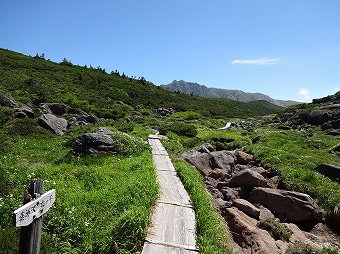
[216,198,232,210]
[249,187,325,223]
[220,187,248,201]
[156,107,175,116]
[227,169,270,189]
[326,129,340,136]
[37,113,67,135]
[197,143,215,153]
[13,105,34,118]
[235,150,254,165]
[208,168,230,180]
[309,109,329,125]
[330,143,340,155]
[233,199,260,219]
[182,149,213,176]
[209,150,235,172]
[40,103,67,115]
[259,206,275,221]
[0,94,18,107]
[73,127,117,155]
[315,164,340,182]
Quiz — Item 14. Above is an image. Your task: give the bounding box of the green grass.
[250,128,340,212]
[172,160,232,254]
[0,129,158,254]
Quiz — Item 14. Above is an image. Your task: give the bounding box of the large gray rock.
[315,164,340,182]
[13,105,34,118]
[0,94,18,107]
[68,114,99,127]
[38,114,67,135]
[73,127,117,155]
[235,150,254,165]
[249,187,325,223]
[40,103,67,115]
[309,110,329,125]
[182,149,213,176]
[227,169,270,188]
[209,150,235,173]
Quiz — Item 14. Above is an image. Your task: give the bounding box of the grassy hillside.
[0,48,283,119]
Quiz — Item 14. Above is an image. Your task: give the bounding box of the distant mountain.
[161,80,299,107]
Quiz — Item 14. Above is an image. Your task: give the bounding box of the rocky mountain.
[161,80,299,107]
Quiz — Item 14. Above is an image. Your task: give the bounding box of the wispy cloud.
[231,58,281,65]
[299,88,311,102]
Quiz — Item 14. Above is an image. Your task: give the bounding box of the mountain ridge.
[161,80,299,107]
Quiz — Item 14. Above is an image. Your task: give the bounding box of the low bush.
[159,122,198,137]
[4,118,52,137]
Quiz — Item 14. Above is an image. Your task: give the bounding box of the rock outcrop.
[13,105,34,118]
[181,144,338,253]
[39,103,67,115]
[315,164,340,183]
[37,114,68,135]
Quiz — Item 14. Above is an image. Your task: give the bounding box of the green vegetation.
[263,218,292,241]
[286,242,339,254]
[249,128,340,212]
[172,160,232,254]
[0,48,282,121]
[0,125,158,254]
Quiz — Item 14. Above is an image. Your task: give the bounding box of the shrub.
[4,118,51,137]
[160,122,198,137]
[0,107,12,126]
[171,111,203,120]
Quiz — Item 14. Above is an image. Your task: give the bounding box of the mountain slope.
[0,48,283,118]
[161,80,299,107]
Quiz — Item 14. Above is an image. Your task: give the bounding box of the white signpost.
[13,189,56,227]
[13,179,56,254]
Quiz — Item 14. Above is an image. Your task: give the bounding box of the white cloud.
[299,88,311,102]
[231,58,281,65]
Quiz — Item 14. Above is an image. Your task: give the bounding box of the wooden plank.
[142,242,198,254]
[146,202,196,248]
[14,189,56,227]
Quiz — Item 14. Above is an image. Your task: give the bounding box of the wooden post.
[18,179,44,254]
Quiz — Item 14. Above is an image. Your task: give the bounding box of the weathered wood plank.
[142,135,198,253]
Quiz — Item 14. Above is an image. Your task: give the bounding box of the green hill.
[0,48,283,119]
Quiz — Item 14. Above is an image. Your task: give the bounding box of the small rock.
[216,198,232,210]
[227,169,270,189]
[326,129,340,136]
[259,206,275,221]
[40,103,67,115]
[0,94,18,107]
[252,135,266,144]
[235,150,254,165]
[233,198,260,219]
[13,105,34,118]
[182,150,213,176]
[197,143,215,153]
[221,187,248,201]
[208,168,230,180]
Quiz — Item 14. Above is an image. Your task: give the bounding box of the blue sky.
[0,0,339,102]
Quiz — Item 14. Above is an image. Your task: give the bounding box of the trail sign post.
[13,180,56,254]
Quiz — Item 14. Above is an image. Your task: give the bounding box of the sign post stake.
[18,179,44,254]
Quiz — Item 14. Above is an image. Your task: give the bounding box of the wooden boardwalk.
[141,135,198,254]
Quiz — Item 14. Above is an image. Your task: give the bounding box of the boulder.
[233,199,260,219]
[224,207,281,254]
[249,166,268,177]
[40,103,67,115]
[235,150,254,165]
[68,114,100,127]
[0,94,18,107]
[209,150,235,172]
[197,143,215,153]
[227,169,270,188]
[326,129,340,136]
[249,187,325,223]
[156,107,174,116]
[315,164,340,182]
[73,127,117,155]
[259,206,275,221]
[13,105,34,118]
[182,149,213,176]
[204,176,218,188]
[221,187,248,201]
[37,114,67,135]
[215,198,232,210]
[309,110,329,125]
[208,168,230,180]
